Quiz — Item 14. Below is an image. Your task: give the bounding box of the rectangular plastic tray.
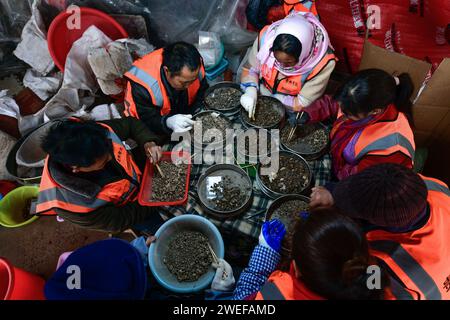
[138,151,191,207]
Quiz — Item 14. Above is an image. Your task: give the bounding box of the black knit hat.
[332,163,428,228]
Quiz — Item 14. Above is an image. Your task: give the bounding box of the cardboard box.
[359,41,450,184]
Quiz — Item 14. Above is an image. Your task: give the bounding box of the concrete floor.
[0,217,126,279]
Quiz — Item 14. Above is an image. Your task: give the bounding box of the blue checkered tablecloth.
[157,113,332,240]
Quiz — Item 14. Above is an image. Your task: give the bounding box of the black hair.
[271,34,303,62]
[41,120,111,167]
[292,208,389,300]
[334,69,415,125]
[162,41,202,76]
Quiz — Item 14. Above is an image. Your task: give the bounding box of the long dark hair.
[334,69,415,125]
[292,208,389,300]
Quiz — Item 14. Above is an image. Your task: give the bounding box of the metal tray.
[256,150,313,199]
[240,95,285,130]
[196,164,253,219]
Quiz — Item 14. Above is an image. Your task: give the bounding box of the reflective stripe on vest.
[367,176,450,300]
[38,187,109,212]
[259,281,286,300]
[124,49,205,117]
[423,179,450,196]
[283,0,318,16]
[355,132,415,161]
[127,65,164,106]
[343,109,415,162]
[36,123,140,215]
[389,275,415,300]
[370,240,442,300]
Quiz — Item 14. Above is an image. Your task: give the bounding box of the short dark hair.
[292,208,389,300]
[41,120,111,167]
[334,69,414,124]
[271,34,302,62]
[162,41,202,76]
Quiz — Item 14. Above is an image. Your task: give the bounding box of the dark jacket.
[56,117,162,233]
[130,67,209,135]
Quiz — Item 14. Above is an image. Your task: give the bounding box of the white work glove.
[240,86,257,119]
[166,114,195,133]
[211,259,235,291]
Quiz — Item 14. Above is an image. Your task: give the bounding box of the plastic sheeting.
[146,0,256,52]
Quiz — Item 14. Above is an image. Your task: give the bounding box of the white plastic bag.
[23,69,63,101]
[13,0,54,75]
[44,26,112,119]
[197,31,222,68]
[0,89,20,119]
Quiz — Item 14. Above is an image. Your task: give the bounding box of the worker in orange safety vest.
[229,209,392,300]
[124,42,208,135]
[35,118,164,233]
[240,11,336,125]
[310,163,450,300]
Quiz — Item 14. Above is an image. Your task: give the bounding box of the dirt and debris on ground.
[0,217,111,279]
[151,161,188,203]
[163,231,213,282]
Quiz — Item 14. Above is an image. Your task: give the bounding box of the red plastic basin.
[47,7,128,71]
[138,151,192,207]
[0,258,45,300]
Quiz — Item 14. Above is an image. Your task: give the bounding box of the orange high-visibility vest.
[35,122,141,216]
[258,25,336,96]
[254,259,395,300]
[332,106,416,164]
[123,48,205,118]
[255,263,324,300]
[283,0,318,16]
[367,176,450,300]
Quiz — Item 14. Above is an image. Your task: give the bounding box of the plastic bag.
[44,26,112,120]
[66,0,165,47]
[23,69,62,101]
[145,0,217,44]
[145,0,256,52]
[0,90,20,119]
[13,0,55,75]
[208,0,257,53]
[0,0,32,40]
[197,31,222,69]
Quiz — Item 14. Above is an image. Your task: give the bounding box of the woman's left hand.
[144,142,162,163]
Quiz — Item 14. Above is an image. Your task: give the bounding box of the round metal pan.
[196,164,253,219]
[280,122,329,161]
[256,150,313,199]
[240,95,285,130]
[265,194,311,255]
[203,82,242,117]
[191,110,234,151]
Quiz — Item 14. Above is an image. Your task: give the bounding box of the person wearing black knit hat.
[310,163,450,300]
[332,163,429,230]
